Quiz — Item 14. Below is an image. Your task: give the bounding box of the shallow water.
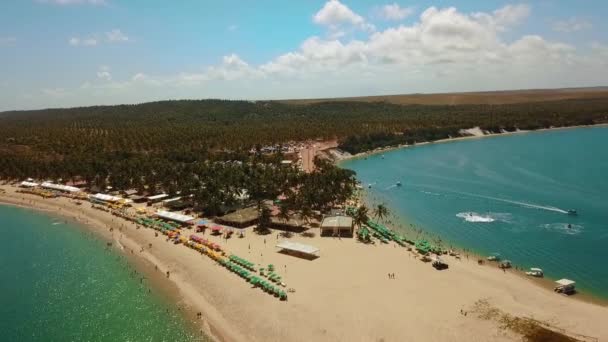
[0,205,200,341]
[342,127,608,298]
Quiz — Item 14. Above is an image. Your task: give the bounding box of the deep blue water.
[0,205,199,341]
[341,127,608,298]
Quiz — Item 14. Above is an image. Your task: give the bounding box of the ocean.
[0,205,200,341]
[341,126,608,299]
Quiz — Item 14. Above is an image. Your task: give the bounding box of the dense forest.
[1,97,607,215]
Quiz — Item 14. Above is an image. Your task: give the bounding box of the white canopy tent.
[555,279,575,287]
[156,210,195,224]
[90,193,132,203]
[20,181,39,188]
[41,182,80,193]
[276,240,320,257]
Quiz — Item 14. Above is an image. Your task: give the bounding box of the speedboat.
[567,209,577,216]
[396,181,402,187]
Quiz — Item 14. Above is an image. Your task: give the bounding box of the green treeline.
[0,97,607,216]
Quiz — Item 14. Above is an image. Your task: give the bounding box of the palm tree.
[353,205,369,229]
[278,203,290,225]
[373,203,389,223]
[256,204,272,234]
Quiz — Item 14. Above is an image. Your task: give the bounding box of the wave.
[51,222,62,226]
[541,223,583,235]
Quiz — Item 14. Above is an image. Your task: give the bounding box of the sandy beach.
[2,184,607,342]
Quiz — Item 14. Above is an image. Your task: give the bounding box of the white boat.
[487,253,501,261]
[567,209,577,216]
[525,267,544,277]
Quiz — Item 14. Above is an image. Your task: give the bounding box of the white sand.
[2,185,607,342]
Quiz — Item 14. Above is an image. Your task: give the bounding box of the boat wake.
[443,189,570,214]
[541,223,583,235]
[456,212,513,223]
[456,212,495,223]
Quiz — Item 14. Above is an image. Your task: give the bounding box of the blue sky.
[1,0,607,110]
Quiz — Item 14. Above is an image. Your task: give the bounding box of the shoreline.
[358,190,608,306]
[337,123,608,163]
[2,185,608,341]
[0,193,237,342]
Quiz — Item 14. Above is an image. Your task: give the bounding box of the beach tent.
[276,240,320,258]
[41,182,80,193]
[155,210,195,224]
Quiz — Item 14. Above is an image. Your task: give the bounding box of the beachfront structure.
[147,193,169,204]
[276,240,320,259]
[90,193,132,204]
[554,279,576,295]
[216,206,259,228]
[19,181,39,188]
[155,210,195,225]
[162,196,182,206]
[320,215,354,237]
[40,182,80,193]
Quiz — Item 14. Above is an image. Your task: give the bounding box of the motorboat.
[567,209,577,216]
[396,181,402,187]
[525,268,544,277]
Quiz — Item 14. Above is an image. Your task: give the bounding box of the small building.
[20,181,39,188]
[215,206,259,228]
[155,210,195,225]
[89,193,132,205]
[320,215,354,237]
[147,193,169,204]
[40,182,81,193]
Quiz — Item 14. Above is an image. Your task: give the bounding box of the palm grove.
[1,97,608,218]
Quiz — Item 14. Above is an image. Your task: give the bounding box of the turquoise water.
[341,126,608,298]
[0,205,199,341]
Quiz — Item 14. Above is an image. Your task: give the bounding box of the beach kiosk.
[320,215,354,237]
[554,279,576,295]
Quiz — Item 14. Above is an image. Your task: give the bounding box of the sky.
[1,0,607,111]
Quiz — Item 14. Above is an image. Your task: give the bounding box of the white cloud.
[97,71,112,81]
[377,3,414,21]
[106,29,129,42]
[14,3,607,111]
[37,0,107,5]
[68,37,98,46]
[68,29,128,47]
[42,88,69,98]
[0,37,17,46]
[313,0,375,33]
[552,18,592,33]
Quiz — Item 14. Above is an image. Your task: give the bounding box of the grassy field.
[281,87,608,106]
